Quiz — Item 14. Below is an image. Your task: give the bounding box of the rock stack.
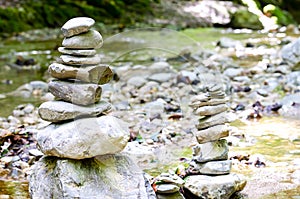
[184,84,246,198]
[29,17,155,198]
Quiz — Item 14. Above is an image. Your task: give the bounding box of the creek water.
[0,27,299,198]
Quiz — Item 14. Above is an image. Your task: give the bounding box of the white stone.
[61,17,95,37]
[62,30,103,49]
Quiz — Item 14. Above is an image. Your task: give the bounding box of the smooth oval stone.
[194,124,230,144]
[37,116,130,159]
[156,184,180,194]
[48,80,101,105]
[195,104,228,116]
[61,17,95,37]
[184,174,246,198]
[189,160,232,175]
[58,47,97,56]
[58,55,101,66]
[62,30,103,49]
[38,100,112,122]
[197,112,230,130]
[48,63,113,84]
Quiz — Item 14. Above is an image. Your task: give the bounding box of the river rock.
[190,95,228,108]
[189,160,232,175]
[223,67,243,78]
[184,174,246,199]
[37,116,129,159]
[61,17,95,37]
[156,184,180,194]
[29,154,152,198]
[62,30,103,49]
[281,38,300,70]
[58,54,101,66]
[195,104,228,116]
[48,80,101,105]
[155,173,185,187]
[38,100,112,122]
[194,124,230,144]
[49,63,113,84]
[148,73,175,83]
[58,47,97,56]
[157,192,185,199]
[279,93,300,119]
[197,112,231,130]
[192,139,228,163]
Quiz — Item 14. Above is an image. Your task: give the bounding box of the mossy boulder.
[229,9,263,29]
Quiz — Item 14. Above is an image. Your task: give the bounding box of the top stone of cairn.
[61,17,95,37]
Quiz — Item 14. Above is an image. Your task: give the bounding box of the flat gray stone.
[197,112,230,130]
[49,80,101,105]
[58,47,97,56]
[156,184,180,194]
[157,192,185,199]
[194,124,230,144]
[192,139,228,163]
[38,100,112,122]
[29,154,152,198]
[49,63,113,84]
[61,17,95,37]
[37,116,130,159]
[190,94,228,108]
[184,174,247,199]
[155,173,185,186]
[58,54,101,66]
[148,73,175,83]
[189,160,232,175]
[62,30,103,49]
[195,104,228,116]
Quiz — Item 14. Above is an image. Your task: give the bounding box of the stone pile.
[29,17,155,198]
[184,84,246,198]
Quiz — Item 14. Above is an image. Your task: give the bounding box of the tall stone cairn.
[29,17,155,198]
[184,84,247,199]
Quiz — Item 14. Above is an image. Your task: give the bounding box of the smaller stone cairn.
[184,84,247,198]
[29,17,154,198]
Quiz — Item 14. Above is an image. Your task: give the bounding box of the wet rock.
[195,104,228,116]
[29,154,152,198]
[194,124,230,144]
[189,160,232,175]
[58,54,101,66]
[49,63,113,84]
[38,100,112,122]
[192,139,228,163]
[58,47,97,56]
[148,73,175,83]
[62,30,103,49]
[48,80,101,105]
[156,184,180,194]
[281,38,300,70]
[61,17,95,37]
[184,174,246,198]
[197,112,231,130]
[37,116,129,159]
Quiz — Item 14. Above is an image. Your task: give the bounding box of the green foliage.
[0,0,159,34]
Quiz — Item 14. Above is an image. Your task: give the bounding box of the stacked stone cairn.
[29,17,155,198]
[184,84,246,198]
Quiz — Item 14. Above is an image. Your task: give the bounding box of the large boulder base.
[29,154,154,199]
[37,116,130,159]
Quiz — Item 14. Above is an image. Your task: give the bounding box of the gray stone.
[223,67,243,78]
[38,100,112,122]
[61,17,95,37]
[48,80,101,105]
[281,38,300,70]
[192,139,228,163]
[286,71,300,86]
[156,184,180,194]
[217,37,243,48]
[37,116,129,159]
[148,73,175,83]
[157,192,185,199]
[194,124,230,144]
[58,54,101,66]
[184,174,247,199]
[155,173,185,186]
[49,63,113,84]
[127,76,147,88]
[28,149,44,157]
[62,30,103,49]
[58,47,97,56]
[189,160,232,175]
[195,104,228,116]
[29,154,152,198]
[190,94,228,108]
[279,93,300,119]
[197,112,230,130]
